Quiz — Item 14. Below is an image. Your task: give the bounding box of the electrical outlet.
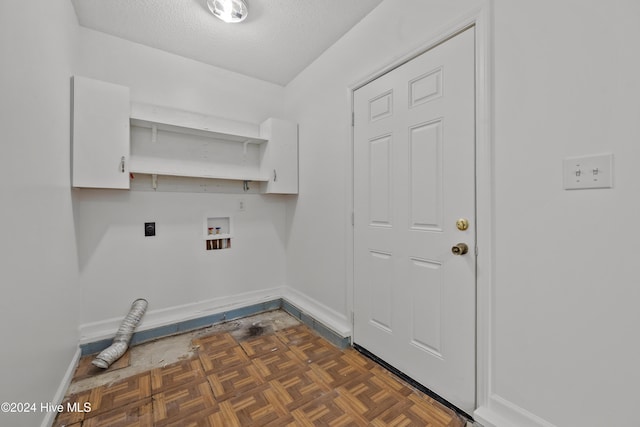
[144,222,156,236]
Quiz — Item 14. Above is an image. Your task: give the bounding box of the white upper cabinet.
[72,76,130,189]
[260,118,298,194]
[71,77,298,194]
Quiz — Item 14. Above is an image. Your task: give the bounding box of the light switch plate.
[563,153,613,190]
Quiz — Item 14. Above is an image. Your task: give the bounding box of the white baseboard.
[78,287,285,344]
[474,394,557,427]
[41,348,81,427]
[282,287,351,338]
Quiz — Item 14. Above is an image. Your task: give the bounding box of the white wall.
[74,28,288,331]
[284,1,640,426]
[489,1,640,426]
[0,1,80,426]
[76,27,284,125]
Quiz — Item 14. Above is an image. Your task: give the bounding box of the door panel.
[409,120,443,231]
[353,27,476,413]
[408,257,443,357]
[369,134,393,227]
[368,250,394,333]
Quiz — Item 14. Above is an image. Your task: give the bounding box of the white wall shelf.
[129,103,296,193]
[128,158,268,183]
[130,103,266,143]
[71,78,297,193]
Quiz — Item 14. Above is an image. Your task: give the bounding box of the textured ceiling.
[71,0,383,86]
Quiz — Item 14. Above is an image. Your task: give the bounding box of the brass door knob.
[451,243,469,256]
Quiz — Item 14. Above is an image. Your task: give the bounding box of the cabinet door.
[72,76,130,189]
[260,118,298,194]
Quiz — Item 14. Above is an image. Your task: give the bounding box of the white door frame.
[346,2,494,418]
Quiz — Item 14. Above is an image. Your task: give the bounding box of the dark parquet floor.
[54,319,465,426]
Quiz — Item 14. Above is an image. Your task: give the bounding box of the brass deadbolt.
[456,218,469,231]
[451,243,469,256]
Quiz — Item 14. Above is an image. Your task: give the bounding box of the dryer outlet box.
[145,222,156,237]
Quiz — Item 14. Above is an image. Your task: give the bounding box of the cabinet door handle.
[273,169,277,182]
[120,156,126,173]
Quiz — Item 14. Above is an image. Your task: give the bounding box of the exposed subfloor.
[55,310,469,426]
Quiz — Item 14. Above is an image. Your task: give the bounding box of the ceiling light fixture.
[207,0,248,23]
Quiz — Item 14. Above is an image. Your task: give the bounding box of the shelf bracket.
[151,125,157,143]
[151,174,158,190]
[243,180,250,192]
[243,140,250,156]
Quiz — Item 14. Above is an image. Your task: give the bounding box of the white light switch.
[563,153,613,190]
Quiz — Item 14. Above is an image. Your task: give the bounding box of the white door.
[353,27,476,413]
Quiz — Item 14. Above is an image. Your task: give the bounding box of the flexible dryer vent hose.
[92,298,148,369]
